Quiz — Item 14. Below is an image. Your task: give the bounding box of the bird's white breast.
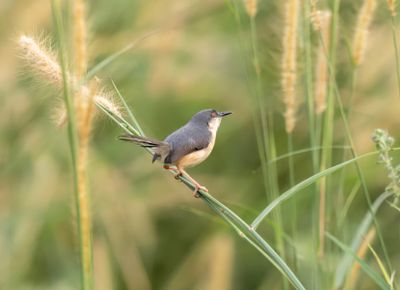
[176,117,221,168]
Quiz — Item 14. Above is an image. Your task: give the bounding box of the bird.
[118,109,232,197]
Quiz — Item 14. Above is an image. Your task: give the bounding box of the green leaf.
[334,191,393,288]
[327,232,390,290]
[251,152,378,229]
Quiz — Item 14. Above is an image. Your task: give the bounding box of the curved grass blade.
[85,30,159,81]
[268,145,352,165]
[327,232,390,290]
[251,152,378,229]
[111,80,145,136]
[368,245,394,288]
[334,191,393,288]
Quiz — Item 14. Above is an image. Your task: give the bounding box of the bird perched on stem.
[119,109,232,197]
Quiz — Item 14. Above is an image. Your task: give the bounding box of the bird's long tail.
[118,134,170,163]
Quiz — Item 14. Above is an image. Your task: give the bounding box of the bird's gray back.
[163,123,211,164]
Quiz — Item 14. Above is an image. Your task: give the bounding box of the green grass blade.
[390,15,400,98]
[85,30,159,81]
[327,232,391,290]
[251,151,378,229]
[95,101,142,137]
[268,146,351,165]
[334,191,393,288]
[368,245,393,288]
[111,80,145,136]
[197,191,306,290]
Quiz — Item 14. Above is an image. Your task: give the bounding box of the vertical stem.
[318,0,340,260]
[52,1,93,289]
[391,15,400,99]
[74,0,94,287]
[302,0,318,173]
[249,12,288,289]
[287,132,298,270]
[287,133,295,187]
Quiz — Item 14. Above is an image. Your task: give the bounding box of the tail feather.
[118,134,162,148]
[118,134,170,163]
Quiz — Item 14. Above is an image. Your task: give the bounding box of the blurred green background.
[2,0,400,289]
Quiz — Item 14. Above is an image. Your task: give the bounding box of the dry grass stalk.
[352,0,377,66]
[387,0,397,16]
[72,1,95,287]
[314,10,331,115]
[18,35,62,87]
[310,0,321,30]
[244,0,257,18]
[343,227,376,290]
[74,0,88,79]
[19,2,122,287]
[281,0,299,133]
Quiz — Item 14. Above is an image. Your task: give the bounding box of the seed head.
[18,35,62,87]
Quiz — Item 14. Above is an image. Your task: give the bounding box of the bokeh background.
[1,0,400,289]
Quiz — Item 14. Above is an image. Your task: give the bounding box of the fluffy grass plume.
[281,0,299,133]
[314,11,331,115]
[94,94,122,119]
[18,35,62,87]
[244,0,257,18]
[352,0,377,65]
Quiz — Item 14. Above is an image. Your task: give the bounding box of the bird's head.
[190,109,232,131]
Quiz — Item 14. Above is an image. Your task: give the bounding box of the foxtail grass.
[314,11,331,115]
[282,4,300,260]
[18,35,62,88]
[352,0,377,66]
[281,0,299,134]
[52,0,94,289]
[318,0,340,261]
[19,0,97,288]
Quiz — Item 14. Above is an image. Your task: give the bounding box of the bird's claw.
[193,185,208,198]
[174,172,183,180]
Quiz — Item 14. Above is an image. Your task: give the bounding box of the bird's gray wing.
[164,124,211,164]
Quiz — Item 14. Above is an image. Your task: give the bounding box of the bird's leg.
[178,168,208,198]
[163,164,179,175]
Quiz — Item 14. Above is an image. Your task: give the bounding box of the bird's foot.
[174,172,183,180]
[193,185,208,198]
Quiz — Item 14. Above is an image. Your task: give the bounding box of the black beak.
[217,111,232,117]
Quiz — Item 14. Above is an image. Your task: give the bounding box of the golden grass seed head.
[281,0,299,133]
[314,10,331,115]
[352,0,377,66]
[94,94,123,119]
[244,0,257,18]
[18,35,62,88]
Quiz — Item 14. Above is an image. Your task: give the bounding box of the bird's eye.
[211,111,217,118]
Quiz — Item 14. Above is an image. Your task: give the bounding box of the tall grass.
[14,0,400,289]
[52,0,94,288]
